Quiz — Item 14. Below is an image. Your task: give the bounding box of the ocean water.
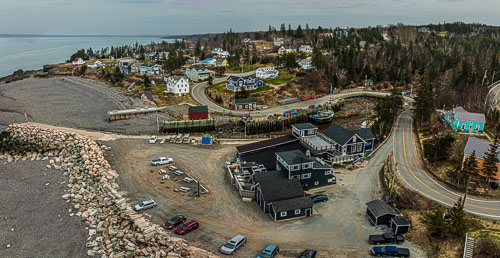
[0,36,170,77]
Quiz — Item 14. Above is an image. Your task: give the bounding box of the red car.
[163,215,186,229]
[175,220,199,235]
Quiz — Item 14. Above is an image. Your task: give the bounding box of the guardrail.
[463,233,474,258]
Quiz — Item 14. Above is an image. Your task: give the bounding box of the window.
[295,209,301,215]
[292,175,300,179]
[280,211,287,217]
[303,163,310,169]
[352,136,356,143]
[325,170,332,175]
[293,165,300,170]
[357,143,362,152]
[314,181,319,186]
[302,173,311,179]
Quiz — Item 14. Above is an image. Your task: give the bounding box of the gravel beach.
[0,78,165,134]
[0,160,87,257]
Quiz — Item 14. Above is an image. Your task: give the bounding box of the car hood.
[219,246,234,253]
[134,204,142,210]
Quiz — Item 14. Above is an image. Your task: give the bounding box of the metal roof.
[464,137,500,161]
[366,199,398,218]
[292,123,317,130]
[272,196,313,213]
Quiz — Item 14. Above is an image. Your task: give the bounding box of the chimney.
[305,150,311,157]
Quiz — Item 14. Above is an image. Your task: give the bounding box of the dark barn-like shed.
[390,217,411,235]
[366,199,399,225]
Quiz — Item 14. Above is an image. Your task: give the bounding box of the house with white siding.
[256,67,279,79]
[164,76,190,96]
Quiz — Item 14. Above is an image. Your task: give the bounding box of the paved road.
[392,109,500,219]
[191,75,404,117]
[489,80,500,109]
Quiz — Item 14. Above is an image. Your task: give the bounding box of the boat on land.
[310,110,334,123]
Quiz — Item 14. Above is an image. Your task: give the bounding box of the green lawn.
[268,73,296,85]
[209,82,232,94]
[249,85,273,93]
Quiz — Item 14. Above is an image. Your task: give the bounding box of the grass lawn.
[249,85,273,93]
[209,82,232,94]
[268,73,295,85]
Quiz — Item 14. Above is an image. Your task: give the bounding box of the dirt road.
[105,139,426,257]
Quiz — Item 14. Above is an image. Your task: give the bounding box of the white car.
[134,199,157,211]
[151,157,173,166]
[149,136,157,144]
[219,235,247,255]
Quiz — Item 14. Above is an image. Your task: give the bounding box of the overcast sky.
[1,0,499,35]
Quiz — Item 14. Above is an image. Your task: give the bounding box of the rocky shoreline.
[0,124,218,257]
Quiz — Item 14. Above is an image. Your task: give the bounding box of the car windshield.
[223,243,235,249]
[167,220,176,224]
[139,202,144,207]
[380,247,385,252]
[180,224,188,229]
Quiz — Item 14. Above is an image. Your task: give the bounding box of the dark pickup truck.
[369,233,404,244]
[371,246,410,257]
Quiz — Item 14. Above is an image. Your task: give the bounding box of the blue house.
[444,107,485,134]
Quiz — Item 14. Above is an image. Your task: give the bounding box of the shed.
[189,106,209,120]
[201,134,212,145]
[366,199,399,225]
[390,217,411,235]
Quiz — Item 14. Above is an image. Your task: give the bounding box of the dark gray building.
[322,124,375,156]
[253,172,313,221]
[366,199,400,225]
[275,150,336,189]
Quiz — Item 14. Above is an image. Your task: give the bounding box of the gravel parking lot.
[0,160,87,258]
[0,78,164,134]
[105,139,427,257]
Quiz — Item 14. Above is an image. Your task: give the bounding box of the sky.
[0,0,499,35]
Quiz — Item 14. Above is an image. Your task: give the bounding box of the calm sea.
[0,36,172,77]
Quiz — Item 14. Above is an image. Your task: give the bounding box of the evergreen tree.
[421,205,447,238]
[194,41,202,57]
[311,47,326,70]
[463,150,479,178]
[413,75,434,126]
[447,197,468,237]
[295,25,303,38]
[143,76,152,91]
[482,138,499,183]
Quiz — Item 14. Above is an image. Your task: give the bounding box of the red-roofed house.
[72,57,85,65]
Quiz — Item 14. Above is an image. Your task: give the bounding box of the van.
[219,235,247,255]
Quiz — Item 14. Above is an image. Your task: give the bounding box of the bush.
[423,133,455,162]
[474,238,500,258]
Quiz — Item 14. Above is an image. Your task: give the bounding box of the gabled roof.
[464,137,500,162]
[272,196,313,213]
[168,76,187,82]
[391,217,410,226]
[234,98,256,104]
[323,124,374,145]
[453,107,486,123]
[189,106,208,113]
[292,123,317,130]
[255,173,304,202]
[276,150,314,165]
[366,199,398,218]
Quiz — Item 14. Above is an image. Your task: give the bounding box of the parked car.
[149,136,157,144]
[175,220,199,235]
[369,233,404,244]
[219,235,247,255]
[311,195,328,203]
[300,249,317,258]
[163,215,186,229]
[151,157,173,166]
[371,246,410,257]
[134,199,157,211]
[256,245,279,258]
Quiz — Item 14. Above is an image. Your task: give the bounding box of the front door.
[469,125,473,133]
[305,209,311,217]
[342,146,347,155]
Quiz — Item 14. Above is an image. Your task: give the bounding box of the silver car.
[134,199,157,211]
[219,235,246,255]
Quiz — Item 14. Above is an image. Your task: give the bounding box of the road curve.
[490,80,500,109]
[393,109,500,219]
[191,75,406,117]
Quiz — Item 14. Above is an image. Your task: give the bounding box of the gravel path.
[0,160,87,257]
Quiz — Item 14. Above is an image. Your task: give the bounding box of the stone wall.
[1,123,218,258]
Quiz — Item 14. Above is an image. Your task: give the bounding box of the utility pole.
[481,69,488,86]
[462,175,472,206]
[156,113,159,133]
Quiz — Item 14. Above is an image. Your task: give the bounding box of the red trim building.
[188,106,209,120]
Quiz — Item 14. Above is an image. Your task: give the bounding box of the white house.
[201,58,217,66]
[299,45,313,53]
[256,66,279,79]
[211,48,230,58]
[273,37,284,46]
[87,60,103,69]
[185,66,211,82]
[298,58,315,70]
[72,57,85,65]
[164,76,190,96]
[138,63,161,76]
